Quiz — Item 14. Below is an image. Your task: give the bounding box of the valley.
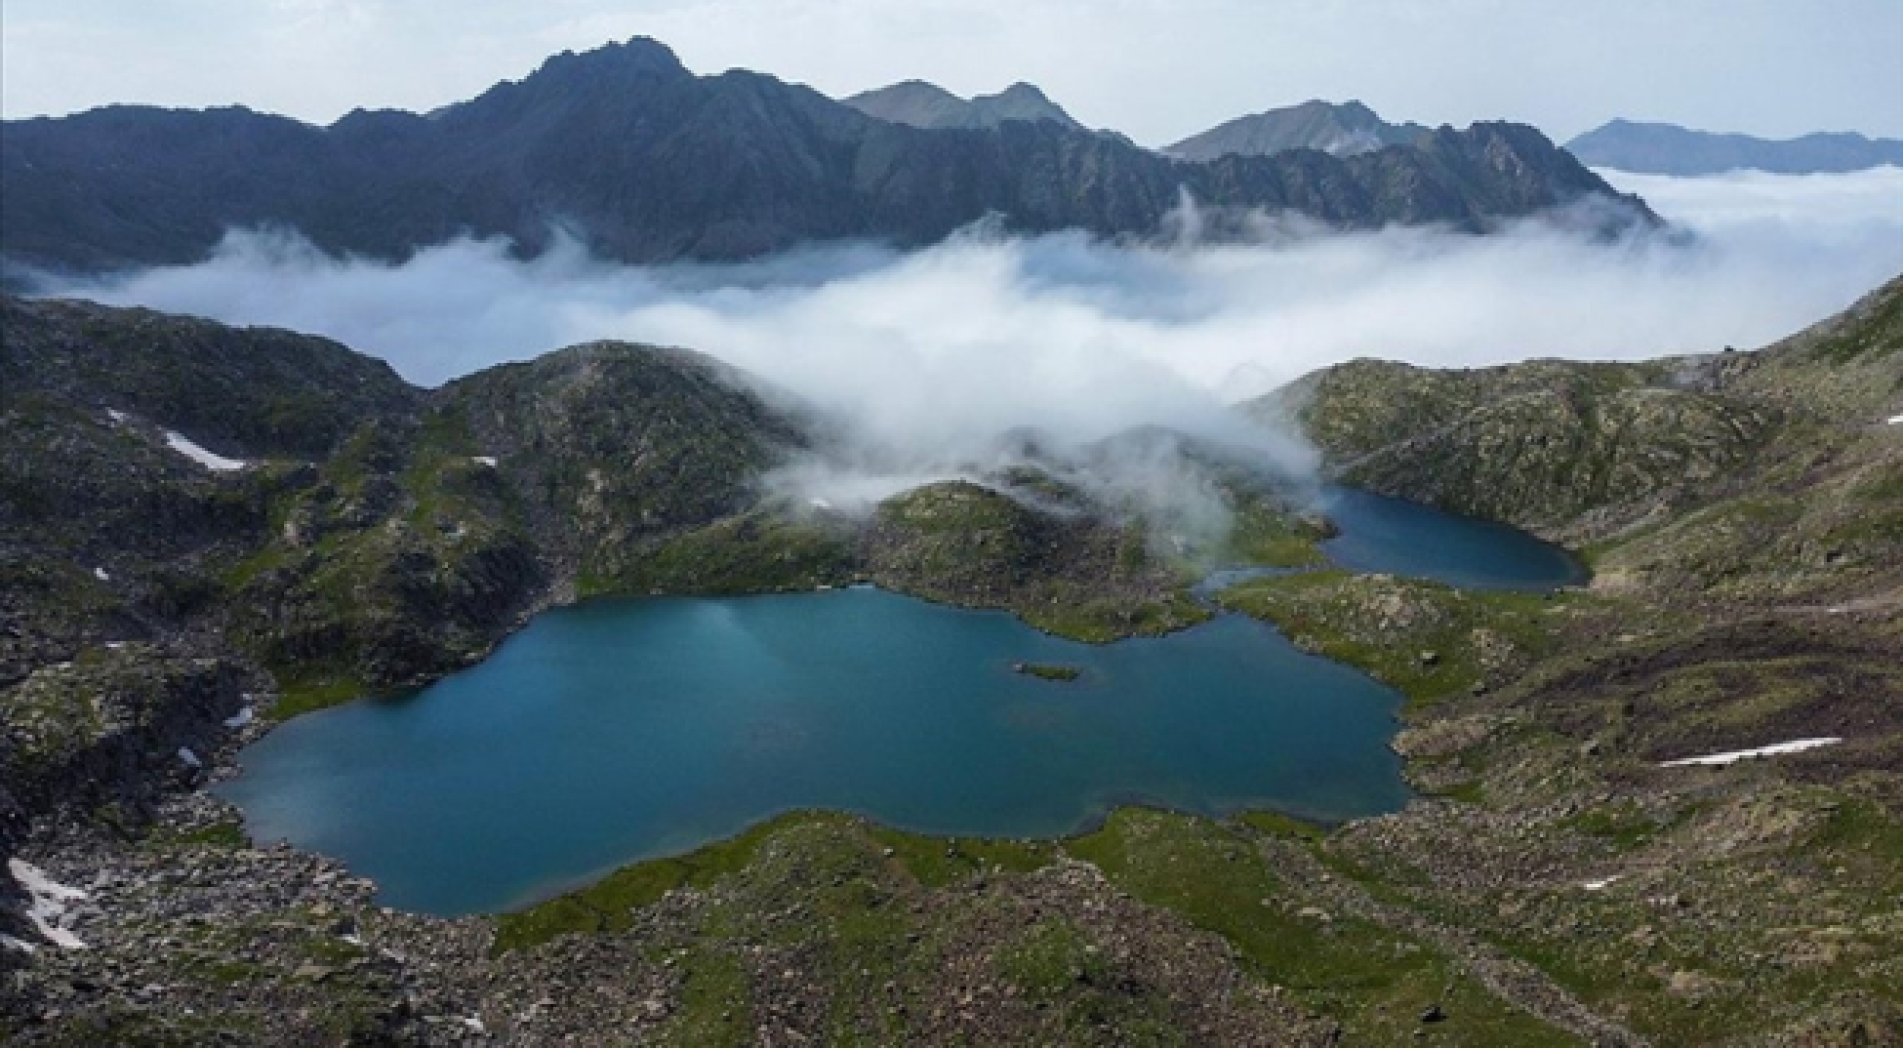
[2,16,1900,1044]
[1,274,1897,1044]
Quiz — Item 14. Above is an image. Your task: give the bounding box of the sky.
[4,0,1902,147]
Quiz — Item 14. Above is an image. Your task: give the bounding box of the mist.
[27,166,1903,515]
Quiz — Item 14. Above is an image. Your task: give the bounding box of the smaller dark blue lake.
[217,488,1581,916]
[1320,487,1585,591]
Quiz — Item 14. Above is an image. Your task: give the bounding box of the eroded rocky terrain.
[3,276,1900,1044]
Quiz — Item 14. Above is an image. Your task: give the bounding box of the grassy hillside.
[4,280,1899,1045]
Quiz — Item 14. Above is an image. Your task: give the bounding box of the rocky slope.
[1214,277,1903,1042]
[4,280,1899,1045]
[2,38,1653,276]
[0,290,1314,856]
[1567,118,1903,175]
[842,81,1085,131]
[1166,99,1430,161]
[1245,276,1903,581]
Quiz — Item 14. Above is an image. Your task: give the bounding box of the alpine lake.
[217,488,1583,915]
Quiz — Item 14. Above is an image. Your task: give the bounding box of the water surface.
[219,486,1581,916]
[1321,487,1584,590]
[220,590,1409,914]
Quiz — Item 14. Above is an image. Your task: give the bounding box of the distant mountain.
[842,80,1085,131]
[1567,119,1903,175]
[0,37,1654,275]
[1167,100,1430,161]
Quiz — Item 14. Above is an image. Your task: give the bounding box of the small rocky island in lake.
[1012,661,1082,682]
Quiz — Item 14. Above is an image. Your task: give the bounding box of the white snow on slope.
[94,567,110,581]
[472,456,498,467]
[224,704,256,729]
[1888,414,1903,425]
[7,858,88,949]
[164,430,248,471]
[1660,737,1842,767]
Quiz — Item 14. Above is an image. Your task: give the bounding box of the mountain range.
[1567,118,1903,175]
[1165,100,1430,161]
[0,37,1653,276]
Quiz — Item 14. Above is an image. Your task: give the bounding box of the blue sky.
[4,0,1901,145]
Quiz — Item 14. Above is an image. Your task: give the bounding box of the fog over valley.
[29,166,1903,507]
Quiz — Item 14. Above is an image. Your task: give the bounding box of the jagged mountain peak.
[996,82,1053,101]
[843,78,1084,131]
[1167,99,1430,161]
[449,35,691,107]
[543,35,689,78]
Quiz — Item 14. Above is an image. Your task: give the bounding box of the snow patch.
[106,408,129,424]
[1889,414,1903,425]
[1583,876,1620,891]
[472,456,498,467]
[93,566,110,582]
[8,858,88,950]
[1,933,36,954]
[163,430,248,471]
[224,705,256,729]
[1660,737,1842,767]
[177,746,202,769]
[462,1017,486,1034]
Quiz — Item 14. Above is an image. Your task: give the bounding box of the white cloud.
[30,168,1903,508]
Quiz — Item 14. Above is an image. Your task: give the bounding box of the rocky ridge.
[1567,118,1903,176]
[2,38,1653,276]
[1166,99,1430,161]
[842,80,1086,132]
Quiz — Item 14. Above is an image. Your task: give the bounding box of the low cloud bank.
[29,168,1903,513]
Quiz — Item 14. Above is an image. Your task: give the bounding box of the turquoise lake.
[218,489,1580,916]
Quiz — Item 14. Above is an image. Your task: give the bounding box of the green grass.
[1234,810,1329,842]
[219,543,291,593]
[1809,799,1903,890]
[605,508,856,597]
[1063,809,1577,1046]
[990,917,1188,1042]
[1560,803,1658,851]
[483,804,1594,1043]
[1020,585,1211,644]
[1222,493,1329,569]
[1807,281,1903,364]
[1217,571,1567,706]
[492,812,839,954]
[865,827,1059,889]
[146,820,248,850]
[266,674,371,722]
[1432,780,1486,805]
[655,946,753,1047]
[993,917,1108,1002]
